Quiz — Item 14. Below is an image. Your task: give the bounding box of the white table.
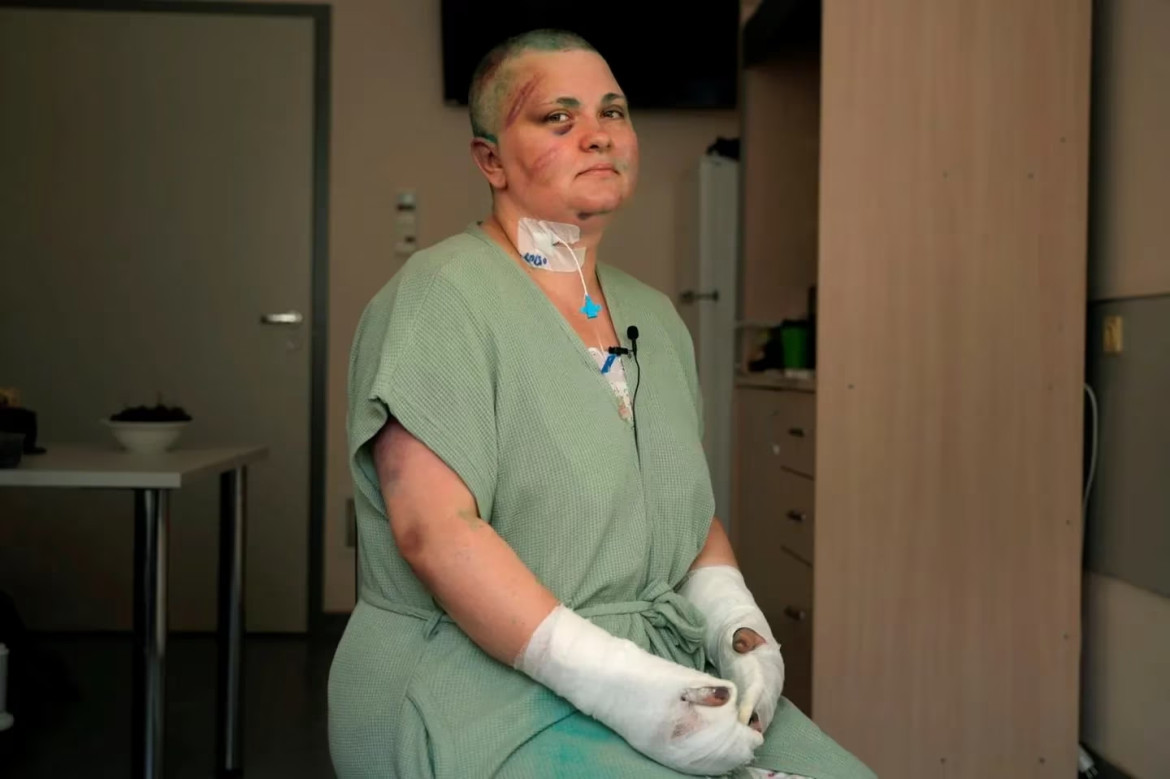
[0,444,267,779]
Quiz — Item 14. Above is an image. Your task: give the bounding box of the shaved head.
[468,29,597,143]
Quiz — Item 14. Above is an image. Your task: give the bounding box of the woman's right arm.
[374,418,763,774]
[372,418,558,665]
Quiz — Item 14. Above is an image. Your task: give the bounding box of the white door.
[678,155,740,525]
[0,7,320,632]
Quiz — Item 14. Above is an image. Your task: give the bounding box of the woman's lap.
[497,700,873,779]
[497,713,686,778]
[750,699,876,779]
[329,605,873,778]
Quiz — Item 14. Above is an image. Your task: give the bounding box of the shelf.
[736,320,785,329]
[734,371,816,392]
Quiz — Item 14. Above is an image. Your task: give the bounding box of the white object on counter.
[104,420,189,455]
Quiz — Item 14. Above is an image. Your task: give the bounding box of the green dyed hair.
[468,29,597,143]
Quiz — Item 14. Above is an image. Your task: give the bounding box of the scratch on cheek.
[530,145,562,175]
[504,75,541,129]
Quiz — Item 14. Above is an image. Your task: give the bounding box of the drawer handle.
[787,427,806,438]
[784,606,808,622]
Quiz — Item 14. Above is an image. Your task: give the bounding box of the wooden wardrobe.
[731,2,1091,777]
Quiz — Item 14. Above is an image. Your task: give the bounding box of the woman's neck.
[486,203,604,278]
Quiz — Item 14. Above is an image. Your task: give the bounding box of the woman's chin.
[569,192,627,219]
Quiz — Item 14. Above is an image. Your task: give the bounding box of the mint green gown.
[328,224,876,779]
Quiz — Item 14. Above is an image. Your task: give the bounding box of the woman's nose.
[580,122,613,153]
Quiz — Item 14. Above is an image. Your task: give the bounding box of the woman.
[329,29,875,779]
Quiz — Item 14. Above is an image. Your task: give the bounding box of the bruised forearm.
[374,419,557,666]
[398,510,558,665]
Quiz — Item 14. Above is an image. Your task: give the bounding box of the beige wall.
[1082,2,1170,777]
[306,0,737,611]
[1090,0,1170,300]
[1082,573,1170,777]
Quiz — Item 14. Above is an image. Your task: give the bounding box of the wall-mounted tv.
[440,1,740,110]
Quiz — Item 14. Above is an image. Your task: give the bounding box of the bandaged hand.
[515,605,763,776]
[679,565,785,733]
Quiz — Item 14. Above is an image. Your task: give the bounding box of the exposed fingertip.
[684,685,731,706]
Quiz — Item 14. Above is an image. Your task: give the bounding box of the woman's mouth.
[579,163,618,176]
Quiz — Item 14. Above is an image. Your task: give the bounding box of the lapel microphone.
[607,326,640,356]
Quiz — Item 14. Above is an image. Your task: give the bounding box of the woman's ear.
[470,138,507,190]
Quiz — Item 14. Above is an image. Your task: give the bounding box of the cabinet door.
[736,390,783,587]
[775,469,815,564]
[736,388,816,477]
[817,0,1090,773]
[773,551,814,715]
[772,392,816,477]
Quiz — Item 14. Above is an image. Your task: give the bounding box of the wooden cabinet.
[773,469,813,564]
[735,388,816,712]
[732,2,1090,776]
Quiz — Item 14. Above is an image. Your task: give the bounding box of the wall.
[1088,0,1170,300]
[1082,2,1170,776]
[1082,574,1170,778]
[300,0,737,611]
[1085,297,1170,597]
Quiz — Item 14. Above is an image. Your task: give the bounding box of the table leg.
[217,467,246,776]
[133,488,169,779]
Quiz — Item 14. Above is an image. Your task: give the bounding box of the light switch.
[1103,315,1123,354]
[394,190,418,258]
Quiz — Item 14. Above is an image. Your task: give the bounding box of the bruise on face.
[525,97,582,176]
[503,74,543,130]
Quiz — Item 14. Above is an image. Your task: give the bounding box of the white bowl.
[104,420,189,455]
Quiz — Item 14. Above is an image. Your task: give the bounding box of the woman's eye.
[602,107,627,119]
[545,111,571,124]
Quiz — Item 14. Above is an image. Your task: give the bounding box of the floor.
[0,631,340,778]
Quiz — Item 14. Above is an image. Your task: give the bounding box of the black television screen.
[440,1,740,110]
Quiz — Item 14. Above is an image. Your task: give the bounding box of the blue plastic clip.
[581,294,602,319]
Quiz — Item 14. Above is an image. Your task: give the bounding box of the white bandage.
[516,218,584,273]
[679,565,785,732]
[516,605,763,776]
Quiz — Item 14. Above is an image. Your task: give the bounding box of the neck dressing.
[515,218,603,319]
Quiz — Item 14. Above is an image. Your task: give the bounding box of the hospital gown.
[328,224,876,779]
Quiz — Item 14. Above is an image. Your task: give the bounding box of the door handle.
[786,510,806,523]
[260,311,304,325]
[783,606,808,622]
[679,289,719,305]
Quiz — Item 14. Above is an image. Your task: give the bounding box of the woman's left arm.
[681,517,784,731]
[689,516,739,570]
[688,519,766,654]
